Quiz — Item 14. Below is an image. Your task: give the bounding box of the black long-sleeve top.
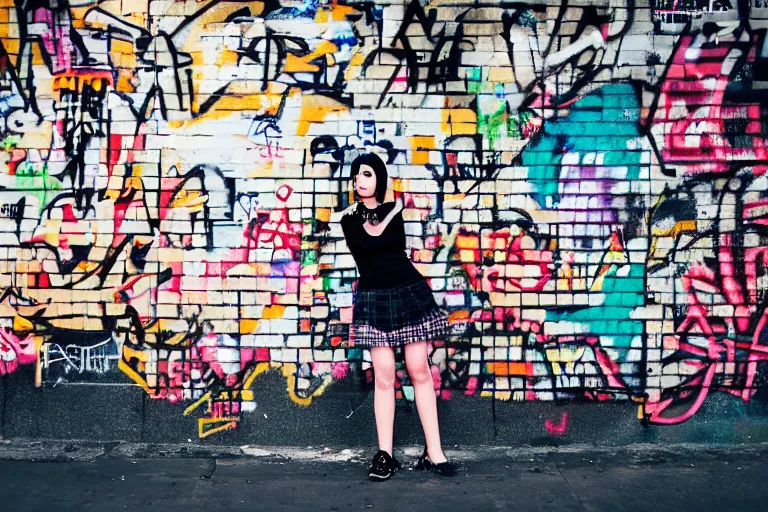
[340,202,424,290]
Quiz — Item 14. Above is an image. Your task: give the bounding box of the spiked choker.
[357,202,382,225]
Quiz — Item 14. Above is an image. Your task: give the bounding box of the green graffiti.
[3,135,17,151]
[476,99,536,150]
[469,66,537,150]
[14,162,61,211]
[477,100,509,151]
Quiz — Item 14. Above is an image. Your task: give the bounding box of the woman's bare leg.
[370,346,397,455]
[404,341,447,463]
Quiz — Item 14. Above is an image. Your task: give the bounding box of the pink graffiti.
[275,184,292,202]
[154,342,271,404]
[331,362,349,379]
[258,141,284,160]
[198,333,241,387]
[155,350,202,403]
[655,34,768,174]
[211,400,240,418]
[33,8,76,74]
[647,253,768,424]
[584,336,626,390]
[0,329,37,376]
[545,412,568,435]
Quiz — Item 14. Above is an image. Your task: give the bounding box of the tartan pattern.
[350,308,449,347]
[353,280,440,330]
[350,280,449,347]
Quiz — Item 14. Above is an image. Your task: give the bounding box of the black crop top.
[340,202,424,290]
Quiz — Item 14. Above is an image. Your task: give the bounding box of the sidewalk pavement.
[1,440,767,512]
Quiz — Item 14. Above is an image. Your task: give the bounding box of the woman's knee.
[406,358,432,385]
[374,364,396,390]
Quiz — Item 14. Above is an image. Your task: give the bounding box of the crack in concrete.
[556,462,588,511]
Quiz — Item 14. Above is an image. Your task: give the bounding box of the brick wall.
[0,0,767,438]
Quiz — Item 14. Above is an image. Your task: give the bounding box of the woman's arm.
[362,198,403,237]
[331,202,359,224]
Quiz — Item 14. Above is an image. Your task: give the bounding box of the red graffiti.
[459,227,554,294]
[245,186,303,259]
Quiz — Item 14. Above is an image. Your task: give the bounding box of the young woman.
[339,152,458,481]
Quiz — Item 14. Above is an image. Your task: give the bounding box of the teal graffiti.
[547,264,645,351]
[521,83,644,207]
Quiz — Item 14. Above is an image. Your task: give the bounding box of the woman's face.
[354,164,377,199]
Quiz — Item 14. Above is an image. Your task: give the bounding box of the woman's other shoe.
[415,447,459,477]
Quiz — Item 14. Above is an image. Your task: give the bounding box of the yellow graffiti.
[118,358,152,394]
[243,362,271,390]
[198,418,239,438]
[282,363,333,406]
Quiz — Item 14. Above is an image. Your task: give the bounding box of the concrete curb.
[3,438,768,464]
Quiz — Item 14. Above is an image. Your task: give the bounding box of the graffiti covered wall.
[1,0,767,439]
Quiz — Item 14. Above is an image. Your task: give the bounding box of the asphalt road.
[2,444,767,511]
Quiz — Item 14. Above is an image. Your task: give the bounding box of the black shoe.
[415,447,459,477]
[367,450,402,481]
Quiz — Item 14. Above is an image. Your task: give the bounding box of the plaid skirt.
[350,279,449,348]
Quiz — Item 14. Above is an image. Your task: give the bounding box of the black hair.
[350,152,388,204]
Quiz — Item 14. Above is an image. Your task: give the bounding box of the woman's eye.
[363,171,373,177]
